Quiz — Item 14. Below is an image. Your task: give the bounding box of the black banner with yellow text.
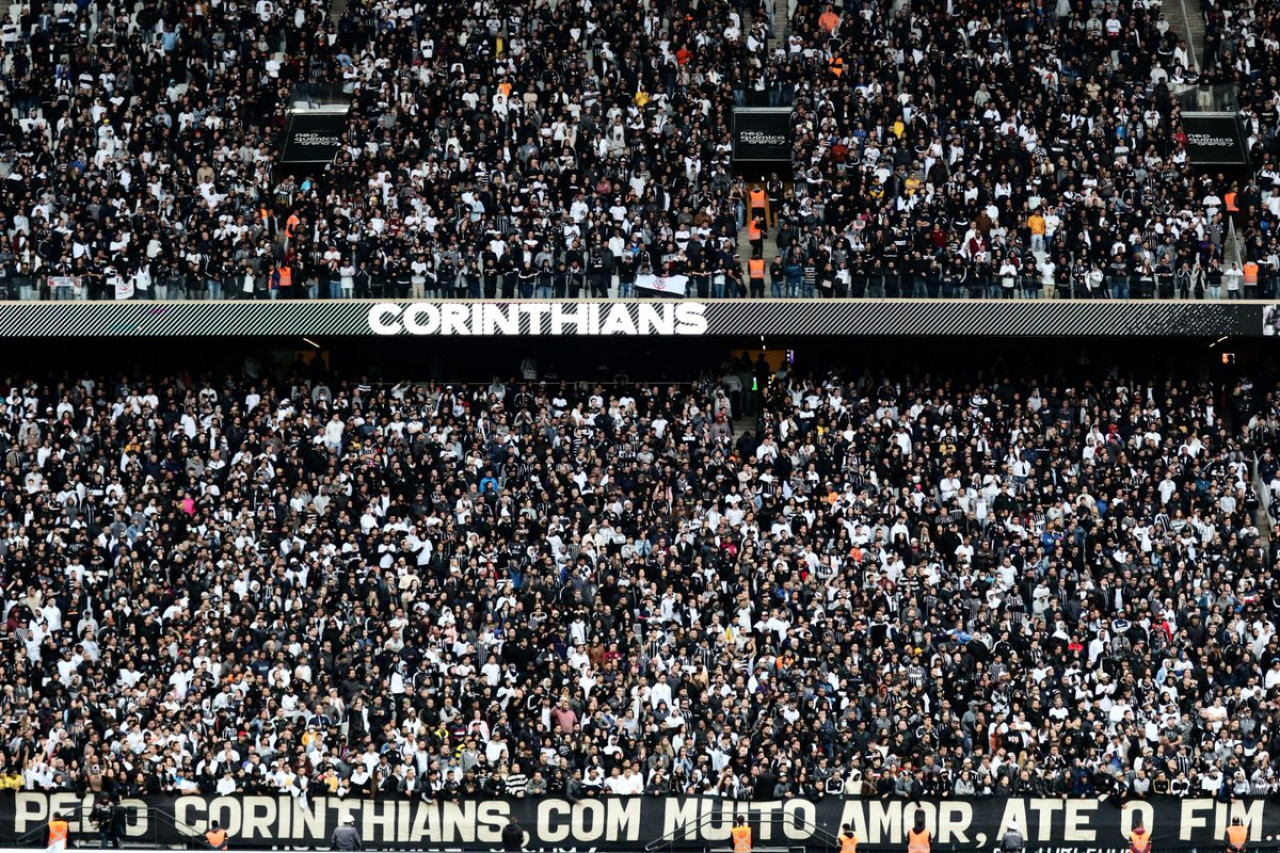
[2,793,1278,851]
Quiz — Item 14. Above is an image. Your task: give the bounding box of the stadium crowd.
[0,0,1279,299]
[2,355,1280,806]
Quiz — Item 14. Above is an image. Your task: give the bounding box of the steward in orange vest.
[839,825,859,853]
[206,821,229,850]
[47,814,69,851]
[1226,818,1248,853]
[1129,819,1152,853]
[732,817,752,853]
[907,815,930,853]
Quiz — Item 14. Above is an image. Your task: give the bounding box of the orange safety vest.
[830,56,844,76]
[286,213,301,237]
[749,258,766,279]
[732,826,752,853]
[748,220,762,241]
[206,829,228,849]
[840,834,859,853]
[1130,828,1151,853]
[907,828,931,853]
[1225,192,1238,212]
[48,820,69,846]
[1244,261,1259,286]
[278,266,293,289]
[749,188,766,209]
[1227,825,1248,850]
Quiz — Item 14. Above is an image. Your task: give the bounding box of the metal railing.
[643,809,836,853]
[1176,0,1202,75]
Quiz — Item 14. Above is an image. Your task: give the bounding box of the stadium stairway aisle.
[1226,220,1244,269]
[775,0,790,42]
[1175,0,1206,71]
[737,187,782,284]
[1257,468,1273,553]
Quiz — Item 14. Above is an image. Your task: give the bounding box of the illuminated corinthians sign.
[367,302,709,336]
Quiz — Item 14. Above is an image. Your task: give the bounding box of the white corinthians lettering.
[368,303,709,336]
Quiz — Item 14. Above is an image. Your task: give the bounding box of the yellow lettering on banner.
[607,798,643,841]
[50,793,82,832]
[783,800,816,841]
[698,799,734,841]
[277,796,291,839]
[292,796,327,840]
[1180,800,1213,841]
[398,801,413,842]
[938,801,975,845]
[904,802,937,836]
[241,797,277,841]
[120,798,148,838]
[442,802,477,843]
[476,802,508,843]
[1029,800,1064,842]
[754,802,779,841]
[1121,803,1154,837]
[331,801,359,832]
[839,802,870,844]
[575,800,605,842]
[869,801,902,844]
[999,801,1029,840]
[207,797,242,835]
[15,792,47,834]
[1230,801,1265,840]
[408,800,434,843]
[1063,801,1097,842]
[539,800,572,844]
[662,798,700,840]
[175,797,206,837]
[362,798,398,842]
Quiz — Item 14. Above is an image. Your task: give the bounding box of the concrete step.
[1173,0,1205,73]
[1256,471,1272,554]
[774,0,790,43]
[1225,219,1243,268]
